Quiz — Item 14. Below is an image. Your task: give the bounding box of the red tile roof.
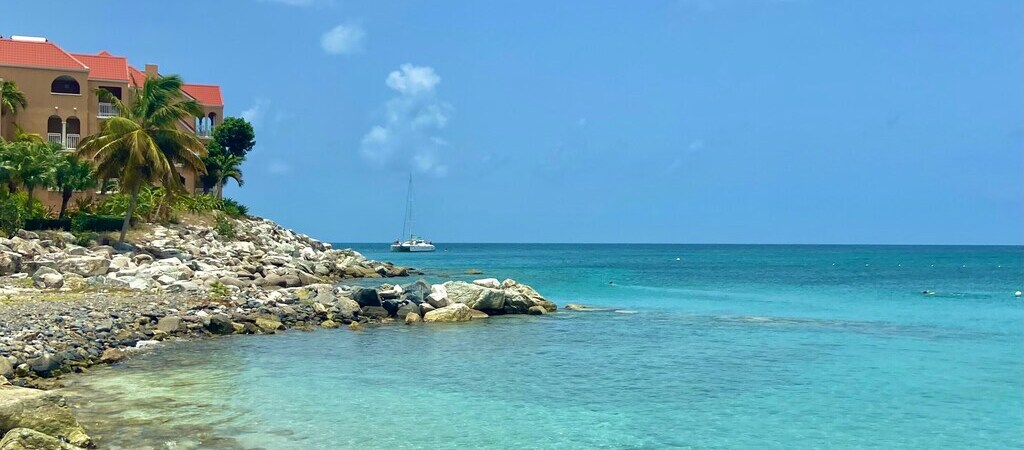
[128,65,147,87]
[0,38,88,71]
[70,53,129,81]
[182,84,223,106]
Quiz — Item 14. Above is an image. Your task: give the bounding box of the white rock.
[473,278,501,289]
[423,303,473,322]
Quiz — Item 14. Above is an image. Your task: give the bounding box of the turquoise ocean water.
[63,244,1023,449]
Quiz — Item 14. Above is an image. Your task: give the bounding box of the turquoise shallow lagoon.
[63,244,1024,449]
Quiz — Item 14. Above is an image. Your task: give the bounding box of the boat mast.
[407,174,414,239]
[400,174,414,240]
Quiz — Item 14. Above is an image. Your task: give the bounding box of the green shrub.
[72,231,99,247]
[209,281,230,301]
[175,194,221,214]
[0,193,25,238]
[71,214,123,232]
[97,186,164,222]
[219,198,248,218]
[214,215,235,239]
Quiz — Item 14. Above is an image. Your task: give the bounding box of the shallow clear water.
[63,244,1024,449]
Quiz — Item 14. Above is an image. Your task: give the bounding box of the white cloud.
[321,23,365,55]
[268,161,292,174]
[385,64,440,95]
[240,99,269,126]
[360,64,453,177]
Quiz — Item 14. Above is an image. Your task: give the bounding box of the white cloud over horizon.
[321,23,366,55]
[360,64,452,177]
[240,99,269,126]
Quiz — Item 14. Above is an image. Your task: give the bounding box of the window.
[99,86,122,100]
[50,76,80,94]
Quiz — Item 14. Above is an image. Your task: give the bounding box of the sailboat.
[390,175,436,252]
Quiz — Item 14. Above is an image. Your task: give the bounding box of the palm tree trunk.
[216,182,223,199]
[25,186,34,212]
[59,188,72,219]
[119,184,140,246]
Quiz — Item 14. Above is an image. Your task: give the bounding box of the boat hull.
[390,244,436,252]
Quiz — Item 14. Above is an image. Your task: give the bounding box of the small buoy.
[1016,291,1022,298]
[675,257,681,261]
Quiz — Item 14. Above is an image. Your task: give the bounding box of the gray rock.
[0,252,23,276]
[99,348,126,363]
[57,256,110,277]
[25,354,62,376]
[360,306,389,319]
[0,385,92,447]
[156,316,183,333]
[32,268,63,290]
[354,288,382,307]
[396,302,420,320]
[0,427,85,450]
[528,305,547,315]
[85,276,130,290]
[205,314,234,335]
[444,281,506,311]
[0,359,12,379]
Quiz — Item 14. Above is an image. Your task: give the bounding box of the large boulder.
[472,278,501,289]
[0,427,85,450]
[205,314,235,335]
[423,303,473,323]
[443,281,505,311]
[353,288,382,307]
[31,268,63,290]
[0,386,92,448]
[156,316,183,333]
[56,256,110,277]
[396,302,420,320]
[335,297,361,319]
[0,252,22,276]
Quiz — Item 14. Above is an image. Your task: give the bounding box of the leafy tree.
[212,117,255,157]
[1,80,28,141]
[78,74,207,245]
[54,154,97,219]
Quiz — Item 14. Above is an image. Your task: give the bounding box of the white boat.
[390,175,436,252]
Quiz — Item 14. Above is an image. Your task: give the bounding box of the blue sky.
[3,1,1021,244]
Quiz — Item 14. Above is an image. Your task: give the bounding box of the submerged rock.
[0,385,92,448]
[0,427,85,450]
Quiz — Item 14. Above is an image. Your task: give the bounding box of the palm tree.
[78,74,207,245]
[3,141,60,208]
[54,154,97,219]
[204,150,244,199]
[1,80,28,141]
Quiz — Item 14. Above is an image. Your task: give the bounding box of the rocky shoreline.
[0,216,558,449]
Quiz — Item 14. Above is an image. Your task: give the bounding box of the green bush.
[72,231,99,247]
[0,193,25,238]
[97,186,164,222]
[175,194,221,214]
[219,198,248,218]
[71,214,123,232]
[214,214,235,239]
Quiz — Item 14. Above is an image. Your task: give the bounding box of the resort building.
[0,35,223,206]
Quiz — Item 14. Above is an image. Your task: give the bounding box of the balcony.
[98,102,119,118]
[46,133,81,150]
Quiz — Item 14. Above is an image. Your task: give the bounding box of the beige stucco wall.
[0,65,90,141]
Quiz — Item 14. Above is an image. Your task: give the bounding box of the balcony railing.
[196,127,212,138]
[98,102,119,118]
[46,133,81,150]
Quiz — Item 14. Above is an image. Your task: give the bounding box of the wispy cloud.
[321,23,366,55]
[240,99,269,126]
[360,64,452,177]
[268,161,292,174]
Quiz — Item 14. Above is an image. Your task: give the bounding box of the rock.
[381,299,401,316]
[426,292,448,308]
[563,303,605,311]
[423,303,473,323]
[156,316,183,333]
[419,303,436,316]
[348,321,363,331]
[473,278,501,289]
[56,256,110,277]
[0,427,85,450]
[0,252,22,275]
[259,273,287,288]
[205,314,234,335]
[166,281,200,293]
[321,319,339,328]
[360,306,389,319]
[85,276,129,290]
[464,269,484,275]
[0,360,11,379]
[354,288,381,307]
[396,302,420,320]
[32,270,64,290]
[335,297,361,319]
[0,385,92,447]
[444,281,505,311]
[255,317,283,332]
[528,305,547,315]
[469,309,489,319]
[218,277,248,288]
[404,312,422,324]
[25,354,62,377]
[99,348,126,363]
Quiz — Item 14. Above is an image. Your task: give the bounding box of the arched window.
[47,116,63,147]
[50,76,80,94]
[65,117,81,149]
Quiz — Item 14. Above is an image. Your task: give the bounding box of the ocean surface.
[62,244,1024,449]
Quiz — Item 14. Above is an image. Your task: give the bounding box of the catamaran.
[390,175,436,252]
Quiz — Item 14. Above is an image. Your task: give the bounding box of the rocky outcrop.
[442,279,556,315]
[0,385,92,448]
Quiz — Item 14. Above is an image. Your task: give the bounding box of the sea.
[61,244,1024,449]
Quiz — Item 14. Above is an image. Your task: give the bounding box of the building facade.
[0,35,224,208]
